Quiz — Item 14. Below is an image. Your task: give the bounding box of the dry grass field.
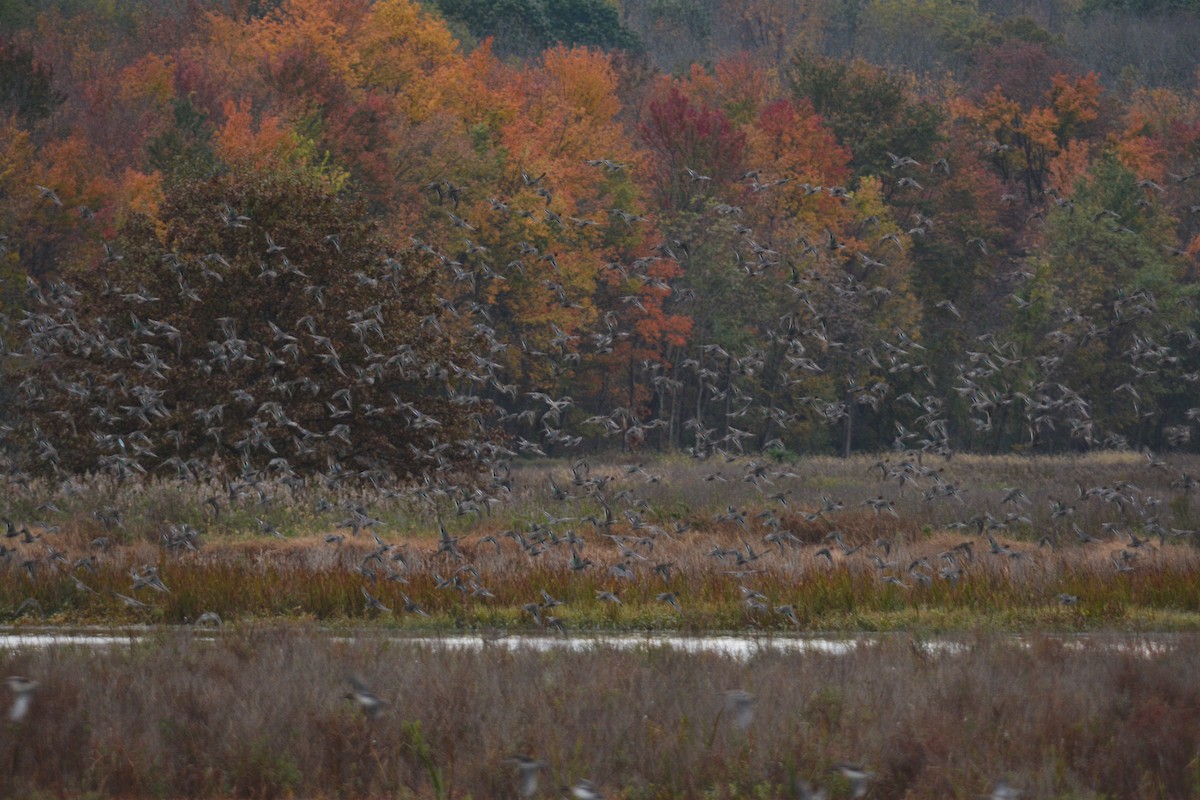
[3,627,1199,799]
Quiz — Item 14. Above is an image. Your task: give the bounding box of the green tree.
[433,0,640,57]
[0,0,35,29]
[0,37,64,121]
[787,53,943,177]
[145,95,217,181]
[1015,155,1199,449]
[856,0,997,73]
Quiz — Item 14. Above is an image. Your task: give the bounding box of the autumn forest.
[8,4,1200,798]
[2,0,1200,475]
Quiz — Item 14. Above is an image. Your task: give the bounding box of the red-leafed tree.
[639,85,747,211]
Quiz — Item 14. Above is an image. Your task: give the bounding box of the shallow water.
[0,628,872,656]
[0,627,1178,658]
[0,631,147,650]
[361,632,891,656]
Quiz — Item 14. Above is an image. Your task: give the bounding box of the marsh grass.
[3,453,1200,630]
[3,627,1200,799]
[3,525,1199,631]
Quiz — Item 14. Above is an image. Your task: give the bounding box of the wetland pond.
[0,627,1179,658]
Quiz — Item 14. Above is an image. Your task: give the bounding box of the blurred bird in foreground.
[345,675,386,719]
[985,780,1022,800]
[6,675,38,722]
[723,689,756,731]
[569,778,604,800]
[506,754,546,797]
[830,763,873,798]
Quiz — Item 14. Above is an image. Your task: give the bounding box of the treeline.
[619,0,1200,90]
[0,0,1199,481]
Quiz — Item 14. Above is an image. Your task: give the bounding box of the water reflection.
[0,632,144,649]
[0,628,1178,659]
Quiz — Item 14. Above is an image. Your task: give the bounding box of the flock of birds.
[0,439,1192,627]
[2,151,1199,800]
[6,151,1200,486]
[1,441,1194,797]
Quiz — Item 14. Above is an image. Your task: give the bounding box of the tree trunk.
[841,388,855,458]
